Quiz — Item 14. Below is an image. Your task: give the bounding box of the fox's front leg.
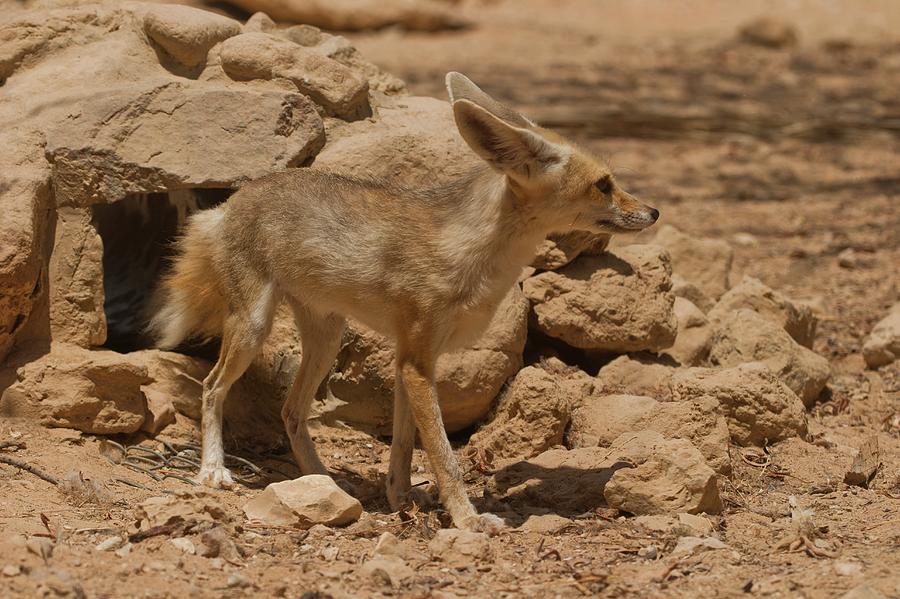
[394,354,505,535]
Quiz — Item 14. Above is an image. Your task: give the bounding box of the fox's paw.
[195,466,234,489]
[461,512,506,536]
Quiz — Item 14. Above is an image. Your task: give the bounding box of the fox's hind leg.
[386,370,417,510]
[197,283,278,488]
[282,302,345,475]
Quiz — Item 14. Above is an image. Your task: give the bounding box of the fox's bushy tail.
[147,207,228,349]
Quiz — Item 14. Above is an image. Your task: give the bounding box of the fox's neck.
[435,166,547,304]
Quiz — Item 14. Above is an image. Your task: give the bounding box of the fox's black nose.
[649,208,660,222]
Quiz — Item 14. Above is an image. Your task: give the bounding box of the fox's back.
[217,168,465,333]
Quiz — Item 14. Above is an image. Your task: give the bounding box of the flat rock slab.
[45,82,325,206]
[243,475,363,528]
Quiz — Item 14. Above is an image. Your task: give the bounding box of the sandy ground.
[2,1,900,598]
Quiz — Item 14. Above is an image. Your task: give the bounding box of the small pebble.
[2,564,21,577]
[227,573,251,588]
[95,536,123,552]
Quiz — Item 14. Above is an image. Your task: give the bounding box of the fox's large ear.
[452,99,567,177]
[446,72,535,128]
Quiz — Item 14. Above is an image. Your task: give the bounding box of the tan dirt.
[2,1,900,598]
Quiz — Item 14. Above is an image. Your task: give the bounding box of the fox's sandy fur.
[150,73,659,532]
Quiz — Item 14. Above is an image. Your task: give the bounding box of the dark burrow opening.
[93,188,233,354]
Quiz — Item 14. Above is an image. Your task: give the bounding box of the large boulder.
[567,394,731,474]
[708,276,817,348]
[323,286,528,433]
[672,363,808,446]
[708,309,830,406]
[0,136,51,363]
[603,431,722,516]
[863,302,900,368]
[523,244,677,353]
[0,343,149,433]
[653,225,733,301]
[314,95,478,186]
[466,365,578,462]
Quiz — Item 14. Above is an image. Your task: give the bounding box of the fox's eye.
[594,175,613,194]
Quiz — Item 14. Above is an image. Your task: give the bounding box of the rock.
[671,274,714,313]
[140,389,176,436]
[466,365,574,462]
[242,12,276,33]
[671,363,808,446]
[863,302,900,367]
[131,348,286,450]
[708,276,817,348]
[324,286,528,434]
[676,513,715,537]
[1,343,149,434]
[603,431,722,515]
[487,447,625,514]
[136,492,229,529]
[359,556,414,587]
[518,514,575,534]
[594,354,677,400]
[47,208,105,347]
[636,513,715,537]
[653,225,733,301]
[531,231,610,271]
[45,82,325,206]
[738,17,798,48]
[844,436,880,487]
[671,536,729,556]
[708,309,830,405]
[95,536,124,552]
[219,33,369,120]
[224,0,470,31]
[840,585,887,599]
[169,537,196,555]
[428,529,491,567]
[0,137,51,363]
[142,4,241,67]
[243,475,363,528]
[373,532,424,561]
[314,95,477,187]
[568,394,731,474]
[199,527,243,561]
[523,244,677,352]
[663,297,711,366]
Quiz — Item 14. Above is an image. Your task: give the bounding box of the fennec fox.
[149,73,659,533]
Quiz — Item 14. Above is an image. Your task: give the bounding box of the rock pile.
[0,2,839,524]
